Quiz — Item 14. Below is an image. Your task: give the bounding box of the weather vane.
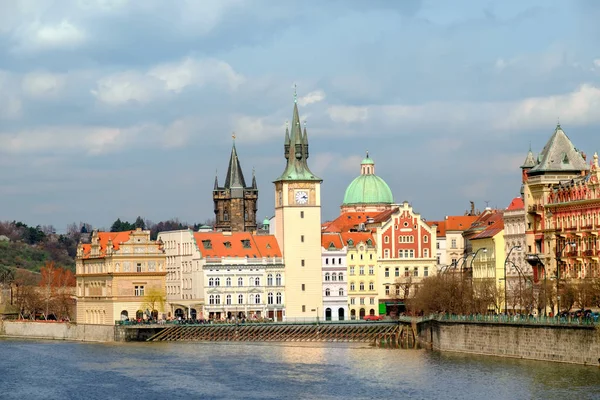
[232,131,236,141]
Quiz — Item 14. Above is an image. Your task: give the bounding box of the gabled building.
[75,229,166,324]
[213,138,258,232]
[321,232,348,321]
[344,231,378,319]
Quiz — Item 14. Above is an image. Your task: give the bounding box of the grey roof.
[224,141,247,189]
[528,124,589,174]
[521,149,536,169]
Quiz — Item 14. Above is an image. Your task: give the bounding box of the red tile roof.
[445,216,479,231]
[81,231,134,258]
[471,213,504,240]
[193,232,282,258]
[322,232,344,249]
[428,220,446,238]
[322,209,396,233]
[506,197,524,211]
[340,232,376,246]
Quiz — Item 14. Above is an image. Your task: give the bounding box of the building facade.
[345,232,378,319]
[274,96,323,319]
[503,197,531,312]
[321,232,348,321]
[213,139,258,232]
[75,229,166,324]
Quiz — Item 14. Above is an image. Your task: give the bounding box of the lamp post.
[509,261,534,314]
[504,245,522,314]
[469,248,488,277]
[555,240,576,316]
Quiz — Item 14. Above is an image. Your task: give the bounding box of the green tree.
[141,287,166,316]
[134,216,145,230]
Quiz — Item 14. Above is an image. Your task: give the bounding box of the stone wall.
[419,320,600,366]
[0,321,115,342]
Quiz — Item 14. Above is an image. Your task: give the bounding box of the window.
[301,260,305,267]
[209,278,214,287]
[325,288,331,297]
[369,282,374,291]
[339,288,344,296]
[209,294,215,305]
[268,292,274,304]
[331,273,337,281]
[276,274,282,286]
[385,268,389,277]
[325,258,329,265]
[300,211,304,218]
[405,267,410,277]
[385,286,390,295]
[413,267,419,277]
[409,249,414,258]
[384,236,389,243]
[424,235,428,243]
[136,263,142,273]
[267,274,273,286]
[359,282,365,291]
[226,294,232,305]
[302,284,305,291]
[424,267,429,277]
[302,305,306,312]
[424,249,429,258]
[436,243,440,249]
[396,286,400,295]
[360,254,363,260]
[276,292,282,304]
[351,254,354,260]
[224,211,229,222]
[350,266,355,275]
[369,266,374,275]
[241,239,251,249]
[360,297,365,305]
[359,266,364,275]
[226,277,231,287]
[451,238,457,248]
[238,277,243,286]
[325,273,330,281]
[350,298,355,305]
[255,294,261,304]
[224,241,232,248]
[215,277,220,286]
[215,295,221,305]
[395,267,399,277]
[384,249,389,258]
[249,294,255,304]
[370,298,375,305]
[254,277,260,286]
[332,258,335,265]
[301,235,304,243]
[338,272,343,281]
[350,282,355,291]
[339,258,342,264]
[202,240,212,249]
[134,285,144,296]
[238,294,243,304]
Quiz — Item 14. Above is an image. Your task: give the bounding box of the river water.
[1,339,599,400]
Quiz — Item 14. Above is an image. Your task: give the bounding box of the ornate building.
[213,138,258,232]
[274,94,323,319]
[503,197,531,312]
[75,229,166,324]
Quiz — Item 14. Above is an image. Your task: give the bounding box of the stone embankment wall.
[0,321,115,342]
[418,320,600,366]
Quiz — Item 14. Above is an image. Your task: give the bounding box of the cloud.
[92,57,244,105]
[22,72,67,98]
[232,116,283,142]
[327,105,369,124]
[13,19,86,52]
[298,90,326,106]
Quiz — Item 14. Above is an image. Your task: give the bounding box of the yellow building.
[344,232,378,319]
[273,96,323,320]
[75,228,166,324]
[469,212,506,313]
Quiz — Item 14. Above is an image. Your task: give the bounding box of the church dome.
[342,152,393,205]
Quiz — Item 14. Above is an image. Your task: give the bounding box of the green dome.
[262,217,270,225]
[361,156,374,165]
[343,175,393,205]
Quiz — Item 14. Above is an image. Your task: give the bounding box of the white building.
[503,197,531,311]
[321,232,348,321]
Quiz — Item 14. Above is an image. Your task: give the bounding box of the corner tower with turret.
[213,138,258,232]
[274,90,323,319]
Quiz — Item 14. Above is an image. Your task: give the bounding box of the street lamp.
[504,245,522,314]
[555,240,576,316]
[509,261,534,314]
[469,248,488,276]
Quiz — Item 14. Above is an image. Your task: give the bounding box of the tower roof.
[521,148,536,169]
[528,124,588,175]
[274,91,322,182]
[342,153,393,205]
[224,139,247,189]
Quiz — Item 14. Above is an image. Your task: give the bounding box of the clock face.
[295,191,308,204]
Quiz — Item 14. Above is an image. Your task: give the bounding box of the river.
[0,339,599,399]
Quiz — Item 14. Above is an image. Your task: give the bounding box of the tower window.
[300,211,304,218]
[301,259,305,267]
[301,235,304,243]
[224,211,229,221]
[302,284,305,291]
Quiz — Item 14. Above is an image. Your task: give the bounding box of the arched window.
[276,274,282,286]
[226,277,231,287]
[209,294,215,305]
[350,282,355,291]
[325,273,330,281]
[369,282,374,291]
[339,288,344,296]
[268,292,274,304]
[255,277,260,286]
[215,295,221,305]
[238,294,244,304]
[331,273,337,281]
[255,294,261,304]
[276,292,282,304]
[338,272,343,281]
[238,277,243,286]
[249,294,255,304]
[325,288,330,297]
[359,282,365,291]
[215,277,220,286]
[267,274,273,286]
[208,278,214,287]
[226,294,232,305]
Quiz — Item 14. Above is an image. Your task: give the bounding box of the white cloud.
[93,57,244,105]
[22,72,66,98]
[232,116,283,142]
[298,90,326,106]
[0,71,22,119]
[13,19,87,52]
[327,105,369,124]
[594,59,600,68]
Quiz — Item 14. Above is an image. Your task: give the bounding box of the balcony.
[204,257,284,265]
[584,250,595,257]
[527,204,544,214]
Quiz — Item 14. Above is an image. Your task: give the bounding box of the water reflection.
[0,339,599,400]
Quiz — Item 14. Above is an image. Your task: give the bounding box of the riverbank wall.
[0,321,115,342]
[418,320,600,366]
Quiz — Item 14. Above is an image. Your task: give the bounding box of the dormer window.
[366,239,373,246]
[241,239,251,249]
[347,239,354,246]
[224,241,232,248]
[202,240,212,249]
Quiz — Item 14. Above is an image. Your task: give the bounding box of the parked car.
[363,315,385,321]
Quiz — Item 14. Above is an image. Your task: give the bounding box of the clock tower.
[274,92,323,319]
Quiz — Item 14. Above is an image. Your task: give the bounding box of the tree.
[141,287,166,319]
[134,216,145,230]
[39,262,76,320]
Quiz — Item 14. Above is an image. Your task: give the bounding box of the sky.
[1,0,600,232]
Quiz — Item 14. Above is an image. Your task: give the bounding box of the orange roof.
[322,232,343,249]
[322,209,395,233]
[445,216,479,231]
[471,213,504,240]
[80,231,133,258]
[193,232,282,258]
[506,197,524,211]
[340,231,376,246]
[428,220,446,237]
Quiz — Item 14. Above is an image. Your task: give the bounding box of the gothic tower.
[213,137,258,232]
[274,90,323,319]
